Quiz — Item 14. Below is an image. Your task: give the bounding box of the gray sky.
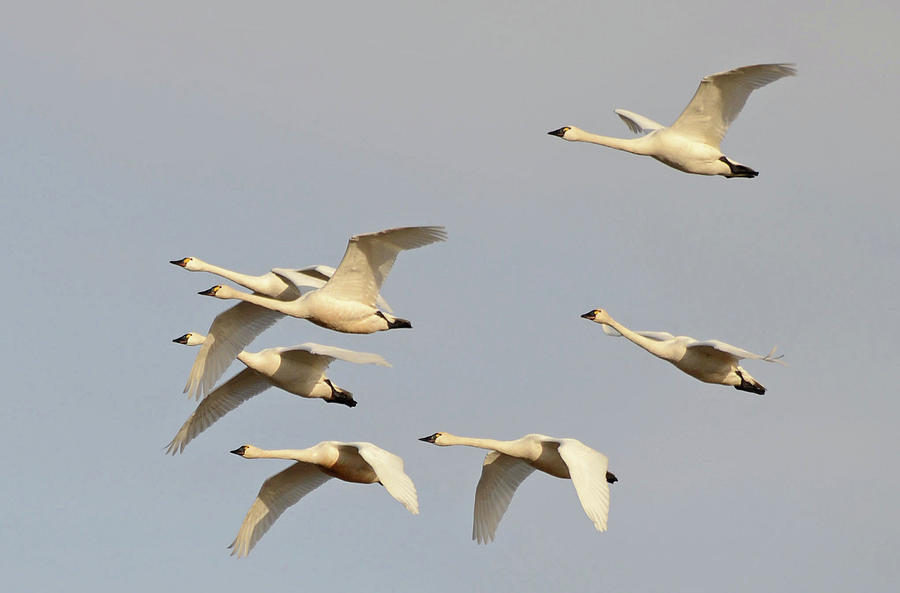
[2,2,898,591]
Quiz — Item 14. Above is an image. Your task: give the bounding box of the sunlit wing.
[556,439,611,532]
[166,369,271,454]
[472,452,535,544]
[615,108,664,134]
[229,463,331,557]
[689,340,785,364]
[670,63,796,148]
[184,302,284,399]
[318,226,447,307]
[352,443,419,514]
[272,266,394,313]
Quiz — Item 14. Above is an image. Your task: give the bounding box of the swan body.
[581,308,784,394]
[549,63,796,177]
[419,432,615,543]
[165,333,390,454]
[228,442,418,556]
[198,226,446,334]
[171,259,393,399]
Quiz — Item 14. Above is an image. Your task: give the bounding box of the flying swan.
[548,63,796,177]
[581,308,785,394]
[228,442,419,557]
[165,333,390,454]
[419,432,616,543]
[170,259,391,399]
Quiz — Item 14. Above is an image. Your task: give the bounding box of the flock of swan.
[168,63,794,556]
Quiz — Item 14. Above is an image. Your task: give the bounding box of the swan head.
[198,285,224,297]
[170,257,204,271]
[172,332,206,346]
[230,444,261,458]
[419,432,451,446]
[581,308,612,324]
[547,126,581,141]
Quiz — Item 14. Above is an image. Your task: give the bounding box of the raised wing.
[601,324,676,342]
[472,452,535,544]
[669,63,796,148]
[689,340,786,364]
[229,462,331,557]
[166,369,271,454]
[184,302,284,399]
[615,109,664,134]
[292,343,391,367]
[318,226,447,307]
[557,439,611,532]
[352,443,419,514]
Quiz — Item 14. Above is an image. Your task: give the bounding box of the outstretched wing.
[318,226,447,307]
[615,109,664,134]
[669,63,796,148]
[557,439,611,532]
[272,265,394,313]
[472,452,535,544]
[292,343,391,367]
[184,302,284,399]
[689,340,786,364]
[229,463,331,557]
[166,369,271,454]
[352,443,419,514]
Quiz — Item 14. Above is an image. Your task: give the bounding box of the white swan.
[548,63,796,177]
[171,259,392,399]
[165,333,390,454]
[581,308,785,394]
[199,226,446,335]
[228,442,419,557]
[419,432,616,543]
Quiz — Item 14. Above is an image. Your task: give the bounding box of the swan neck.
[443,435,510,452]
[249,448,315,462]
[227,289,305,316]
[604,318,671,359]
[576,132,649,155]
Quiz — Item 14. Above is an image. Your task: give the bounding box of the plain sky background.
[2,2,898,591]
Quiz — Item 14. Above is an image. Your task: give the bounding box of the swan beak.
[418,434,438,443]
[580,311,596,320]
[170,258,189,267]
[230,446,248,456]
[173,334,190,344]
[547,127,567,137]
[198,286,220,296]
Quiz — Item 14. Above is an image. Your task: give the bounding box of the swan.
[198,225,446,335]
[548,63,796,177]
[165,333,390,454]
[581,308,785,394]
[418,432,616,543]
[170,260,392,399]
[228,442,419,556]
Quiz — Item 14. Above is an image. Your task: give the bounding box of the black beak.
[419,434,438,443]
[230,446,247,456]
[173,334,190,344]
[580,311,596,320]
[198,286,218,296]
[548,127,567,137]
[170,258,188,267]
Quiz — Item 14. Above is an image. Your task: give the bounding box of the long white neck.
[440,434,515,453]
[602,317,678,362]
[217,286,310,317]
[194,261,270,292]
[244,447,320,463]
[571,130,651,155]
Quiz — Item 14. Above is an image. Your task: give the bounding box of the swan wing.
[601,325,676,341]
[557,439,611,532]
[229,462,331,557]
[273,266,394,313]
[615,109,664,134]
[669,63,796,148]
[689,340,786,364]
[166,369,271,454]
[351,443,419,514]
[184,301,284,399]
[319,226,447,306]
[472,452,536,544]
[284,343,392,367]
